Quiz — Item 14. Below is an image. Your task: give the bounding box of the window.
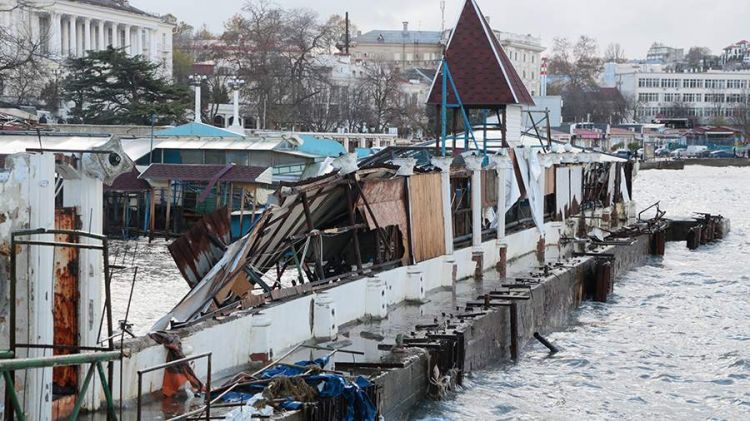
[705,93,725,103]
[683,79,703,89]
[727,93,745,103]
[405,53,413,61]
[180,150,203,164]
[523,54,527,62]
[727,80,742,89]
[204,150,226,164]
[531,55,535,63]
[227,151,249,165]
[661,78,679,88]
[638,78,659,88]
[705,79,725,89]
[664,93,680,102]
[682,93,701,102]
[638,92,659,102]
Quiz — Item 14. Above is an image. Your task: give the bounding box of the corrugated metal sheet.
[168,208,232,287]
[410,173,446,262]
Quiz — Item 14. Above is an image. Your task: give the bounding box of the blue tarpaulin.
[221,356,376,421]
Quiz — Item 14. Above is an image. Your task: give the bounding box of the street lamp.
[188,73,207,123]
[227,76,245,130]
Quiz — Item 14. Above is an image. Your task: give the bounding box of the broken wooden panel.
[53,207,79,395]
[357,177,410,263]
[168,207,232,287]
[410,173,446,262]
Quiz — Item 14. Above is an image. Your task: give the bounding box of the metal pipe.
[533,332,559,354]
[13,240,104,250]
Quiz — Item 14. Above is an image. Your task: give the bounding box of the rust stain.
[53,208,79,394]
[168,207,232,287]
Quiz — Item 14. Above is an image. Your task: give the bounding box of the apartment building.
[602,63,750,124]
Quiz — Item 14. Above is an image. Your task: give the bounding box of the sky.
[130,0,749,58]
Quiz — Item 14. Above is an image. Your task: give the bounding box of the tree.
[603,43,627,63]
[0,2,51,104]
[686,46,711,69]
[359,63,402,133]
[62,47,190,125]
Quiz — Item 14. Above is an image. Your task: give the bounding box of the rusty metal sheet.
[168,207,232,286]
[53,207,79,393]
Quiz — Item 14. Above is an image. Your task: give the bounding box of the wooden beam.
[345,180,363,270]
[300,192,325,280]
[165,180,172,238]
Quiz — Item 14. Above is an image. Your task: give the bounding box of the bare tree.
[359,63,402,133]
[603,43,627,63]
[0,2,52,104]
[685,46,711,69]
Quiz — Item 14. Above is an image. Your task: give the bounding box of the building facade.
[721,40,750,67]
[602,62,750,124]
[646,42,684,64]
[0,0,174,77]
[349,23,544,95]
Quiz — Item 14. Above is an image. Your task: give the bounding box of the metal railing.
[136,352,212,421]
[0,351,121,421]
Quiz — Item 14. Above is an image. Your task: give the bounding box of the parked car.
[614,149,632,160]
[709,150,736,158]
[670,148,687,158]
[655,147,670,157]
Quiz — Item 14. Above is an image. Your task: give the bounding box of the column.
[136,27,143,56]
[51,13,62,57]
[111,23,119,48]
[491,151,513,277]
[83,17,91,54]
[149,28,158,62]
[97,20,105,50]
[491,152,513,241]
[68,16,77,56]
[123,24,132,55]
[194,83,201,122]
[464,154,484,249]
[431,156,454,255]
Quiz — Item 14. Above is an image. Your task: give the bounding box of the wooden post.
[148,188,156,242]
[238,187,246,238]
[165,180,172,238]
[345,180,363,271]
[501,106,508,148]
[300,191,325,280]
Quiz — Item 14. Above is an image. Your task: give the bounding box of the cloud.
[131,0,748,57]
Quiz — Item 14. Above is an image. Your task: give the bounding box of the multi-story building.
[602,62,750,124]
[0,0,174,77]
[349,22,545,95]
[721,40,750,67]
[646,43,684,65]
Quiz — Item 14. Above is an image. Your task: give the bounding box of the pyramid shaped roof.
[427,0,534,107]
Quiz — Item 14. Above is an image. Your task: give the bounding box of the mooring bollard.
[533,332,559,354]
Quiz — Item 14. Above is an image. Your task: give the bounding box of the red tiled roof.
[140,164,268,184]
[105,167,151,192]
[427,0,534,107]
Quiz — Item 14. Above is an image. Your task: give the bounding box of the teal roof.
[356,148,373,158]
[155,122,245,138]
[297,134,346,157]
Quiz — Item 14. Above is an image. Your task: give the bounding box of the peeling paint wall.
[0,153,56,421]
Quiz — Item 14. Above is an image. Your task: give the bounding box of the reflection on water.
[413,166,750,420]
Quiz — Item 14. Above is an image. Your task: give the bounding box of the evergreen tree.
[62,47,190,125]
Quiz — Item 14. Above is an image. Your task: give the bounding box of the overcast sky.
[130,0,747,58]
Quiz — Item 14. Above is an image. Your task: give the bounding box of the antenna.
[440,0,446,33]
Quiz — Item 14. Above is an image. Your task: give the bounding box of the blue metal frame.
[439,60,482,157]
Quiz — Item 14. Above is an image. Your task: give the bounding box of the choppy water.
[414,166,750,420]
[109,239,188,336]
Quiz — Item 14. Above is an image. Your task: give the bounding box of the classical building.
[349,22,545,95]
[0,0,174,76]
[602,62,750,124]
[721,40,750,67]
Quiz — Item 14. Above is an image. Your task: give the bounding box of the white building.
[493,30,545,95]
[0,0,174,77]
[721,40,750,66]
[646,42,684,64]
[602,62,750,124]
